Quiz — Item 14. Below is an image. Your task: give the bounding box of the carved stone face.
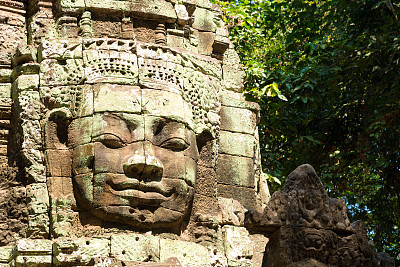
[69,84,198,229]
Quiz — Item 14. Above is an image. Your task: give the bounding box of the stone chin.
[91,204,188,229]
[85,173,194,229]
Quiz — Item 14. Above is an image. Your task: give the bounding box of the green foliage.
[215,0,400,260]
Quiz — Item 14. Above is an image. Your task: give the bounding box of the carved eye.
[100,134,126,149]
[160,138,189,151]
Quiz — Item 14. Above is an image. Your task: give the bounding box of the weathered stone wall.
[0,0,270,266]
[1,0,388,266]
[0,0,29,247]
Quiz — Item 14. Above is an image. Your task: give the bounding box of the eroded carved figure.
[0,0,394,266]
[245,164,395,267]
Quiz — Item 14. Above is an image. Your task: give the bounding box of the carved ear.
[44,108,72,150]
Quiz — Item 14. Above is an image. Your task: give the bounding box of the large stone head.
[68,84,203,229]
[39,37,223,231]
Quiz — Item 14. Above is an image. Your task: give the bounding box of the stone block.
[185,156,197,187]
[47,177,74,200]
[192,8,216,32]
[0,145,7,156]
[93,84,141,113]
[0,84,11,98]
[74,173,93,205]
[220,106,257,134]
[130,0,177,23]
[15,255,52,267]
[38,39,83,62]
[191,193,218,217]
[86,0,176,23]
[45,149,72,177]
[0,247,13,263]
[220,93,259,111]
[0,69,12,83]
[68,117,93,148]
[194,31,215,56]
[39,85,91,117]
[27,213,50,238]
[223,65,245,92]
[50,199,75,238]
[26,164,47,183]
[93,142,143,174]
[154,147,186,179]
[167,33,184,49]
[154,207,185,225]
[175,4,189,26]
[56,0,85,13]
[159,179,194,214]
[249,234,268,267]
[53,237,110,265]
[14,75,39,92]
[21,148,43,169]
[12,64,40,80]
[197,140,216,168]
[26,183,50,215]
[216,154,254,187]
[111,234,160,262]
[43,119,67,150]
[75,85,94,117]
[222,49,244,92]
[219,131,255,158]
[217,184,257,210]
[91,19,122,39]
[15,239,52,254]
[20,120,42,150]
[217,197,246,226]
[84,0,130,12]
[159,239,211,266]
[222,225,253,267]
[195,0,213,9]
[40,59,84,86]
[196,165,217,197]
[15,91,41,120]
[72,143,94,175]
[142,89,192,123]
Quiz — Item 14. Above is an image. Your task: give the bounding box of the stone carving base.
[0,226,265,267]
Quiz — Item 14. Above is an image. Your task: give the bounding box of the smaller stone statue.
[245,164,395,267]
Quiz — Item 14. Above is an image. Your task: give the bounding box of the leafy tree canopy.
[215,0,400,261]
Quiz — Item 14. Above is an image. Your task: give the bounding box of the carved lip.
[108,188,168,206]
[105,174,172,197]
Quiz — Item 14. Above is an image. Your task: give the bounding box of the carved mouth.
[105,174,173,198]
[108,187,168,206]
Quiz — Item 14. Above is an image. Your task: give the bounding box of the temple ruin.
[0,0,394,266]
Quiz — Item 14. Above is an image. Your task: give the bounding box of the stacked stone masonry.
[0,0,394,266]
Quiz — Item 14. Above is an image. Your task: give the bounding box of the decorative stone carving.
[245,164,395,267]
[0,0,269,265]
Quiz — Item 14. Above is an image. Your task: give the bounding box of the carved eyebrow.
[160,137,189,145]
[92,133,127,144]
[154,115,194,131]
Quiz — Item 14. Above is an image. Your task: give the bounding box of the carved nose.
[123,144,163,181]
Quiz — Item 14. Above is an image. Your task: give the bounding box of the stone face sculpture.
[69,86,198,230]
